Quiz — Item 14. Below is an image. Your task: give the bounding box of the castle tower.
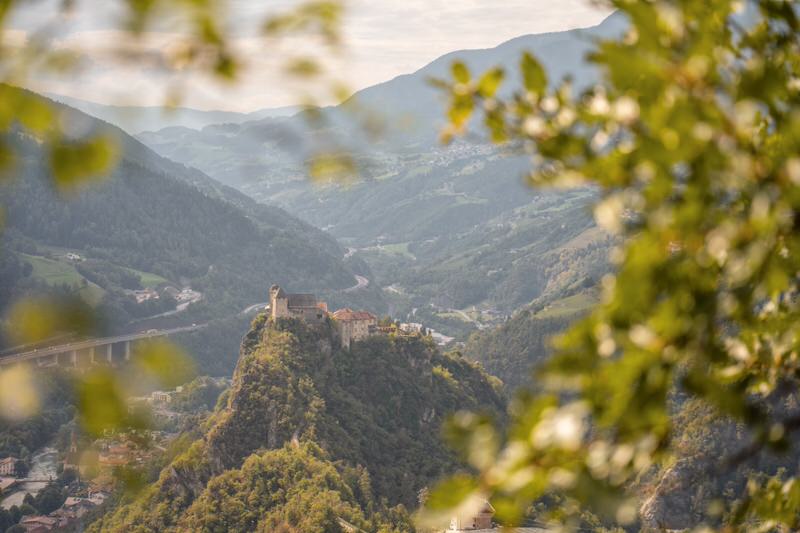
[270,285,289,319]
[268,284,326,322]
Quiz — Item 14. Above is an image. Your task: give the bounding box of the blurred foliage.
[0,0,346,193]
[0,365,42,421]
[0,370,74,456]
[425,0,800,530]
[74,340,195,437]
[4,294,96,345]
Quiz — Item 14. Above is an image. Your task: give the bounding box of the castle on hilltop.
[331,308,378,348]
[269,285,377,348]
[269,285,328,323]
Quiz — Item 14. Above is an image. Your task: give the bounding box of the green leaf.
[49,135,119,192]
[452,61,470,84]
[18,94,56,135]
[0,140,15,179]
[132,339,196,390]
[308,151,356,182]
[425,474,479,511]
[521,51,547,94]
[76,368,143,436]
[4,295,96,345]
[477,68,505,98]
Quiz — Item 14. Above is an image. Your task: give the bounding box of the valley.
[135,15,628,339]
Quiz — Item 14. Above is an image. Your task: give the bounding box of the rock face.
[638,396,800,532]
[91,315,506,532]
[639,459,704,531]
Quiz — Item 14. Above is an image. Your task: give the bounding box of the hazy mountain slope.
[46,92,301,134]
[139,11,627,189]
[91,316,505,532]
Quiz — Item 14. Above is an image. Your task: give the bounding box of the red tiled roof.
[332,308,376,321]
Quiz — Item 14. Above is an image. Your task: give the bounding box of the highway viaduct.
[0,325,205,368]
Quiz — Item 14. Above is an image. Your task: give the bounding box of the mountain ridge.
[44,92,302,134]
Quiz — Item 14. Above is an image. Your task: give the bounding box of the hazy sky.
[8,1,611,112]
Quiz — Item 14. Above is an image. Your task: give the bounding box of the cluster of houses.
[127,386,185,423]
[3,448,111,533]
[0,456,20,477]
[17,492,108,533]
[0,456,23,496]
[62,429,170,478]
[126,285,201,305]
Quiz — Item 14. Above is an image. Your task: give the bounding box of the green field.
[535,291,596,319]
[24,248,168,289]
[20,253,106,305]
[21,253,85,286]
[380,242,416,260]
[123,267,169,288]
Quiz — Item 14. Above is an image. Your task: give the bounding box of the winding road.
[344,275,369,293]
[240,275,370,316]
[239,302,268,315]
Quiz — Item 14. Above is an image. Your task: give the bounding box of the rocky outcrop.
[639,458,706,531]
[92,315,506,532]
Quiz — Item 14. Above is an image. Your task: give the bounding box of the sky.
[7,0,612,112]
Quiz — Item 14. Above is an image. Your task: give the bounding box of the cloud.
[9,0,611,111]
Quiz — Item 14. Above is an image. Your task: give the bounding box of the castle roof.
[271,285,318,308]
[332,309,376,321]
[270,285,286,298]
[286,294,318,308]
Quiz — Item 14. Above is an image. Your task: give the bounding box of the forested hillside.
[462,287,597,390]
[0,88,384,352]
[91,316,505,531]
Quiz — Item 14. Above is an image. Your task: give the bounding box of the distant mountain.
[90,317,505,531]
[137,13,626,334]
[140,11,627,184]
[44,92,301,134]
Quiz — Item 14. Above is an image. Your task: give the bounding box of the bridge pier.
[70,350,77,367]
[106,344,113,364]
[124,341,131,361]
